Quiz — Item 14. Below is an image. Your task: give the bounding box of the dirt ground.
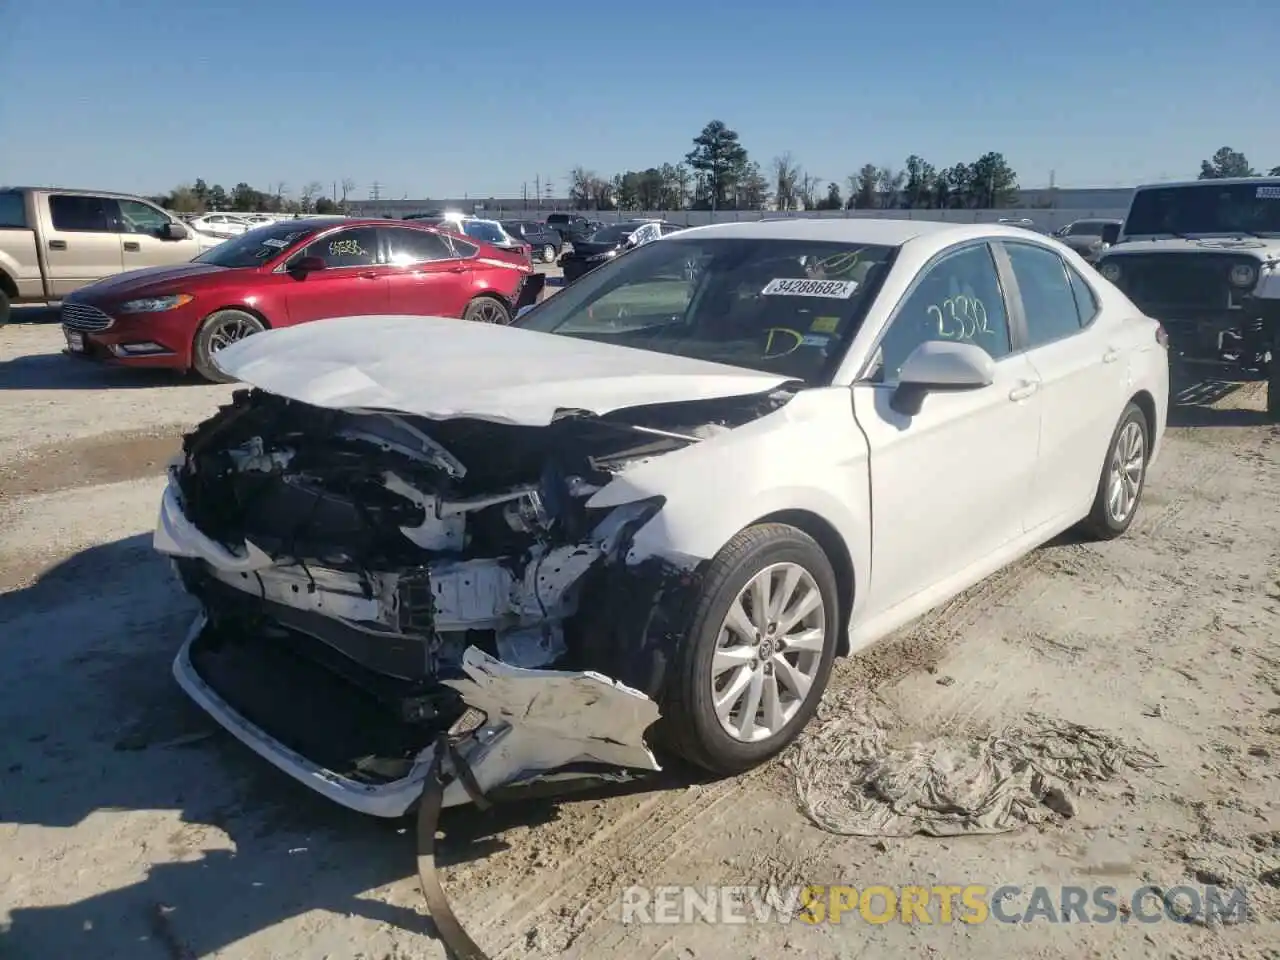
[1,321,1277,959]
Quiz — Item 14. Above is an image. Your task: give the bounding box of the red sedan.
[59,217,541,382]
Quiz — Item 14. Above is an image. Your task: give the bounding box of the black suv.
[545,213,595,245]
[500,220,562,263]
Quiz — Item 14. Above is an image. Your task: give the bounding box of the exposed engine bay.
[157,386,792,805]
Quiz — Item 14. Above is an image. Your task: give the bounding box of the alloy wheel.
[710,562,826,743]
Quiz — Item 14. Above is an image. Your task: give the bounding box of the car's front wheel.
[1080,401,1149,539]
[662,523,839,774]
[192,309,266,383]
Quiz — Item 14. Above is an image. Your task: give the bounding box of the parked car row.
[559,218,684,283]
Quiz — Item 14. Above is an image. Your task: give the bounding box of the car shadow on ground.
[0,534,696,958]
[0,351,201,391]
[1167,361,1273,427]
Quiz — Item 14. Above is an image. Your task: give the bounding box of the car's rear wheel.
[0,289,10,327]
[541,244,557,263]
[661,523,839,774]
[192,309,266,383]
[1079,402,1149,540]
[462,296,511,325]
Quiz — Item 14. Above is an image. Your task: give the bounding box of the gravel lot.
[1,316,1278,959]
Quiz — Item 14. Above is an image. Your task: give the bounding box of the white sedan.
[153,218,1169,814]
[187,213,253,238]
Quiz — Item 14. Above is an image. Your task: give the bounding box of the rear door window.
[0,192,27,227]
[383,227,454,264]
[1004,242,1087,346]
[49,194,114,232]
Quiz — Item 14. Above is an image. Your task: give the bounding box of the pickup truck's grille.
[61,302,115,332]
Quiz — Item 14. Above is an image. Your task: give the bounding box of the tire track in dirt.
[462,418,1254,957]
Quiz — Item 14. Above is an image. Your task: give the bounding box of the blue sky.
[2,0,1277,200]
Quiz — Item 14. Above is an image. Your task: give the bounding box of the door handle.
[49,239,67,251]
[1008,380,1040,401]
[1102,348,1120,363]
[446,264,467,273]
[359,271,379,279]
[123,241,140,252]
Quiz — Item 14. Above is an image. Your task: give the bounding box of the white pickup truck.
[0,186,222,324]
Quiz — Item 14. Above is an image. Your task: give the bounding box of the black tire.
[1079,402,1150,540]
[541,244,557,263]
[660,523,839,775]
[191,309,267,383]
[0,288,10,327]
[462,295,511,325]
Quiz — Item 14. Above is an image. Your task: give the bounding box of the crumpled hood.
[70,262,229,300]
[1108,237,1280,261]
[213,314,794,426]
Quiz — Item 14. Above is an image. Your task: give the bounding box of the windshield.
[463,220,506,244]
[192,221,320,268]
[588,223,640,244]
[1125,182,1280,237]
[1066,221,1106,236]
[514,237,897,385]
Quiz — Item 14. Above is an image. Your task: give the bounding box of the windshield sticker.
[1256,186,1280,199]
[284,231,308,242]
[763,327,804,358]
[800,334,831,348]
[261,238,290,249]
[762,278,858,299]
[811,250,864,278]
[810,315,840,333]
[928,295,992,340]
[329,238,367,258]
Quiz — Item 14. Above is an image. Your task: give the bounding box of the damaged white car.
[155,218,1170,816]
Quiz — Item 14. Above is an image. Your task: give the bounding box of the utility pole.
[522,182,528,205]
[370,182,383,202]
[534,174,541,210]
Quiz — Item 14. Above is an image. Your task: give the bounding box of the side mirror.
[289,255,326,275]
[891,340,995,415]
[162,221,189,240]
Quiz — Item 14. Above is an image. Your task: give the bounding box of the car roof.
[672,217,962,246]
[1134,176,1280,190]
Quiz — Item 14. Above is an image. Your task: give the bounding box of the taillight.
[1155,323,1168,348]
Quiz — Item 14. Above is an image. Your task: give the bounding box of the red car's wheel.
[462,296,511,325]
[192,309,266,383]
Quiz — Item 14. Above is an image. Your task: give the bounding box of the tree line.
[153,178,358,215]
[568,119,1022,213]
[1197,147,1280,180]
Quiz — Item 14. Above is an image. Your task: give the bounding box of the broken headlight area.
[157,388,772,809]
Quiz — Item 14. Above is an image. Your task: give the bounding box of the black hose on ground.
[416,733,493,960]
